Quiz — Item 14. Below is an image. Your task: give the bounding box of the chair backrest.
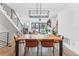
[41,39,54,47]
[25,39,39,47]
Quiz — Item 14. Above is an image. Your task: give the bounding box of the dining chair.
[24,39,39,56]
[40,39,55,56]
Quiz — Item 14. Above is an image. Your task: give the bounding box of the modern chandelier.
[29,3,49,18]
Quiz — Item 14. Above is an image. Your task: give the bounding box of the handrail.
[0,3,24,34]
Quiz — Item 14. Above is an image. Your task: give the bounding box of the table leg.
[59,41,63,56]
[15,41,19,56]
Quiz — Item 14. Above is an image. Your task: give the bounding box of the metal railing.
[0,32,9,48]
[0,3,24,34]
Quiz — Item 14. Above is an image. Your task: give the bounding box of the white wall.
[58,3,79,55]
[0,24,8,32]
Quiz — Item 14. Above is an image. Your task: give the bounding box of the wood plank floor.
[19,44,79,56]
[0,41,78,56]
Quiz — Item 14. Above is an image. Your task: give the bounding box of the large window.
[31,23,47,34]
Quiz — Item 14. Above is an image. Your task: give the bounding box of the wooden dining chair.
[24,39,39,56]
[40,39,55,56]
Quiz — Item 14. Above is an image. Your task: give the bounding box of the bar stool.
[40,39,55,56]
[24,39,39,56]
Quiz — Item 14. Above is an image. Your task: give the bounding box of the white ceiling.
[6,3,67,23]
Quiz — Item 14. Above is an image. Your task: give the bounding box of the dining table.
[15,34,64,56]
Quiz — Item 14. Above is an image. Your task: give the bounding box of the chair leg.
[24,46,29,56]
[28,47,30,56]
[41,46,42,56]
[53,46,55,56]
[24,46,26,56]
[37,45,39,56]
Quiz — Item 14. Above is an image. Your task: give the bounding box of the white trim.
[64,43,79,55]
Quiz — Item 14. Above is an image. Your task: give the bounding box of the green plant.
[44,25,48,33]
[52,27,58,35]
[53,30,57,35]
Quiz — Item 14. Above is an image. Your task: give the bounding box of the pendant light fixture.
[29,3,49,18]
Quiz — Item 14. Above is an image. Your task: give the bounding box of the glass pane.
[32,23,36,29]
[36,23,39,29]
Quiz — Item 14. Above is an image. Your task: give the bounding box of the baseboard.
[63,43,79,55]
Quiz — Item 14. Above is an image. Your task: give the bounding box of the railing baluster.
[7,32,9,46]
[0,32,9,47]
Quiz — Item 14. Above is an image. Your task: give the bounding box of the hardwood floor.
[0,40,78,56]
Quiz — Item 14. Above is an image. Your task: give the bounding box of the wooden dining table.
[15,34,64,56]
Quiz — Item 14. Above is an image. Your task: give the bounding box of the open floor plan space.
[0,3,79,56]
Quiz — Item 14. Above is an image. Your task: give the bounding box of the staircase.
[0,32,9,48]
[0,39,15,56]
[0,40,8,48]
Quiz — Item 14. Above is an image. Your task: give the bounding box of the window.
[31,23,47,34]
